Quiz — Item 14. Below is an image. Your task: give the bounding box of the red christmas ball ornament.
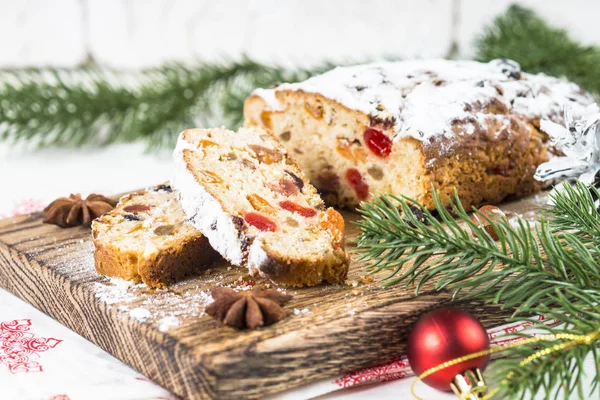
[407,307,490,394]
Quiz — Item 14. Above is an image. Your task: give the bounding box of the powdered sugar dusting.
[158,316,181,332]
[254,59,595,146]
[129,307,151,322]
[92,277,214,331]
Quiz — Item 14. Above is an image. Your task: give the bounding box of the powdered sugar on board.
[254,59,595,146]
[92,277,214,332]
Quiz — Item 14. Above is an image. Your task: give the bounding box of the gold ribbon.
[411,327,600,400]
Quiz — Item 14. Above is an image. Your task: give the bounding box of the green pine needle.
[475,4,600,98]
[0,59,331,150]
[356,182,600,399]
[2,5,599,149]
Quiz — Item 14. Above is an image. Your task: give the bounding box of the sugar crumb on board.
[92,276,213,332]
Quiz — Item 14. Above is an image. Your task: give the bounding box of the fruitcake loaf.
[92,184,219,288]
[244,59,596,210]
[172,127,349,287]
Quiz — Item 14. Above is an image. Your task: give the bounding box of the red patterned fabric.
[0,319,62,374]
[334,356,411,388]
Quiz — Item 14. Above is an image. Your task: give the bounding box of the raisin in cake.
[92,184,219,288]
[244,59,596,210]
[172,127,349,287]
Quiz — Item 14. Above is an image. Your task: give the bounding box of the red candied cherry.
[244,212,277,232]
[279,201,317,217]
[346,168,369,200]
[363,127,392,158]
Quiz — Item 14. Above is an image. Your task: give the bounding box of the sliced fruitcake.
[244,59,595,210]
[92,184,219,288]
[172,127,349,287]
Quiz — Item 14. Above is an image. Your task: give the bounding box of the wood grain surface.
[0,192,547,399]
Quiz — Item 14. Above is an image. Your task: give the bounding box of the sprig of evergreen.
[475,4,600,97]
[2,5,598,148]
[0,59,330,149]
[356,182,600,399]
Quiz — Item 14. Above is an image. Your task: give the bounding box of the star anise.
[205,287,293,329]
[43,193,117,228]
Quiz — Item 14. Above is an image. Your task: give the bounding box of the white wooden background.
[0,0,599,69]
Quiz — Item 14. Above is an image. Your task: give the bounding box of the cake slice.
[92,184,219,288]
[172,127,349,286]
[244,59,595,210]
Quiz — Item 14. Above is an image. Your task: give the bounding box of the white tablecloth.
[0,142,593,400]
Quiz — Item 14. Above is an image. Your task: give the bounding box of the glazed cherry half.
[363,127,392,158]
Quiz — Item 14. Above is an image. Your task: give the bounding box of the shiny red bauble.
[407,307,490,392]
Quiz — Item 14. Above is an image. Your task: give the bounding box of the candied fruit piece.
[367,166,384,180]
[267,173,303,197]
[248,144,283,165]
[123,204,151,213]
[346,168,369,200]
[197,139,218,148]
[353,147,368,163]
[286,217,299,227]
[244,212,277,232]
[247,194,276,214]
[279,131,291,141]
[336,138,356,162]
[304,102,324,119]
[336,137,367,163]
[319,208,345,248]
[279,201,317,217]
[200,170,223,183]
[154,224,175,236]
[260,111,272,129]
[364,127,392,158]
[285,171,304,190]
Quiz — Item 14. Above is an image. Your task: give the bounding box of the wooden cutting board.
[0,192,547,399]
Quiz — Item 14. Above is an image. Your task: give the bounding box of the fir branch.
[0,59,331,149]
[545,183,600,242]
[356,186,600,399]
[475,4,600,97]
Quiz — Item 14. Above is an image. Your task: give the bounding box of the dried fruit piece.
[197,139,218,148]
[154,184,173,192]
[470,205,506,240]
[267,173,303,197]
[248,144,283,165]
[279,131,291,141]
[247,194,276,214]
[367,166,384,180]
[200,170,223,183]
[353,147,368,163]
[279,201,317,218]
[319,208,345,248]
[336,137,356,162]
[286,217,299,227]
[304,102,324,119]
[346,168,369,200]
[336,137,367,163]
[154,224,175,236]
[244,212,277,232]
[123,204,151,213]
[317,171,341,191]
[364,127,392,158]
[260,111,272,129]
[124,214,142,222]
